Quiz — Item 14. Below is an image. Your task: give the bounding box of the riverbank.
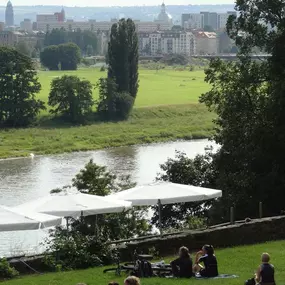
[0,104,215,159]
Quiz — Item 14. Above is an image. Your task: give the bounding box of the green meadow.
[0,68,215,159]
[37,68,209,108]
[3,240,285,285]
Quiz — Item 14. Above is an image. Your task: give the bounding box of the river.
[0,139,216,257]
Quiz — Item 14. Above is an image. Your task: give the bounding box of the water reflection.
[0,139,216,257]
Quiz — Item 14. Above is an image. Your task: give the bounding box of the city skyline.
[0,0,234,6]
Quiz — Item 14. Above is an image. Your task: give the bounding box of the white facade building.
[139,31,196,56]
[217,13,229,30]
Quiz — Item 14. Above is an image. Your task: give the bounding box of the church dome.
[157,2,172,23]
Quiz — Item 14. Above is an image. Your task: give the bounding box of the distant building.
[138,30,196,56]
[36,4,173,33]
[36,8,65,23]
[20,19,33,32]
[182,14,204,30]
[0,22,5,31]
[182,11,237,31]
[200,12,218,30]
[218,11,237,30]
[0,31,17,46]
[5,1,14,27]
[156,2,172,24]
[194,31,218,55]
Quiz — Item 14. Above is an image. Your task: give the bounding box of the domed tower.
[5,1,14,27]
[157,2,172,23]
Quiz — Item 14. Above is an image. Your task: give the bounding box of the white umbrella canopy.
[0,205,62,232]
[108,181,222,206]
[15,193,132,218]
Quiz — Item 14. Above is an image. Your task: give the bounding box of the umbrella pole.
[95,214,98,239]
[158,199,162,237]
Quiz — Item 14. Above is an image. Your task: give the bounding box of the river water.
[0,139,215,257]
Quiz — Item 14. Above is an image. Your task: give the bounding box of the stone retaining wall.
[121,216,285,259]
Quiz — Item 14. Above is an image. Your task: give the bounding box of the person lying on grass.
[170,246,193,278]
[255,253,275,285]
[124,276,140,285]
[193,244,218,277]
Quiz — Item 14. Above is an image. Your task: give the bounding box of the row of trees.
[152,0,285,229]
[40,42,81,70]
[0,18,139,127]
[44,28,98,56]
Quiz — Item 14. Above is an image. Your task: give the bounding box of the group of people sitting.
[170,245,275,285]
[170,244,218,278]
[77,246,275,285]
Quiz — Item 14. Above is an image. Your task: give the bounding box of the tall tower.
[61,7,66,22]
[5,1,14,27]
[161,2,166,14]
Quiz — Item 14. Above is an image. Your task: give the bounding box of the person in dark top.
[171,246,193,278]
[255,253,275,285]
[193,244,218,277]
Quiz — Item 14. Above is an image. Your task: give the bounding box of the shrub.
[100,65,106,72]
[112,92,135,120]
[44,224,116,271]
[97,78,134,121]
[0,258,19,280]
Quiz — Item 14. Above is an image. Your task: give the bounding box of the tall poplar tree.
[107,18,139,99]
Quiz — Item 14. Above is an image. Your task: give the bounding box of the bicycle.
[103,249,172,277]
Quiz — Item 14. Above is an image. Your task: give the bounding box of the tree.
[72,159,116,196]
[157,0,285,223]
[107,18,139,98]
[153,150,218,229]
[59,42,81,70]
[44,28,98,55]
[96,78,134,120]
[48,75,94,123]
[40,45,60,70]
[15,41,32,57]
[0,47,45,127]
[40,43,81,71]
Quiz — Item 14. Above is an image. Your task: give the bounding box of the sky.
[0,0,234,6]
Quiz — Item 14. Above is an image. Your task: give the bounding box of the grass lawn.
[0,104,215,158]
[3,240,285,285]
[37,68,208,109]
[0,68,214,159]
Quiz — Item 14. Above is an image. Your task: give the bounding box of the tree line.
[152,0,285,230]
[44,28,98,56]
[0,18,139,127]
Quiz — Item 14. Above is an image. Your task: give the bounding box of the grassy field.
[38,68,209,109]
[0,68,214,159]
[3,240,285,285]
[0,104,215,158]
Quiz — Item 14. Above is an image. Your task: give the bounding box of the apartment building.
[194,31,218,55]
[183,14,204,30]
[182,11,237,31]
[138,31,196,56]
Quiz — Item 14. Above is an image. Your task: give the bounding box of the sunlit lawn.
[4,240,285,285]
[37,68,209,110]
